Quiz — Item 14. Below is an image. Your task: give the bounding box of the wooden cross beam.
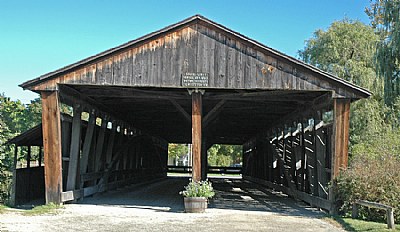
[203,99,226,128]
[169,99,191,123]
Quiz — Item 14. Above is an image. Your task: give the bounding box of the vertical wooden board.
[80,111,96,182]
[111,55,121,85]
[289,73,297,90]
[144,43,153,86]
[196,30,206,73]
[61,120,71,192]
[131,47,141,86]
[126,49,133,86]
[103,59,113,85]
[176,30,187,80]
[332,99,350,178]
[94,118,107,172]
[249,50,258,89]
[169,33,180,86]
[105,124,116,165]
[243,46,251,89]
[187,26,198,74]
[214,32,227,88]
[41,91,62,204]
[161,36,172,86]
[66,105,82,191]
[207,30,216,88]
[235,42,245,88]
[95,61,104,84]
[153,40,163,87]
[316,127,328,198]
[226,39,237,88]
[312,120,319,196]
[255,54,265,88]
[138,46,148,86]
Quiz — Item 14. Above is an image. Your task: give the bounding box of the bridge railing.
[167,165,242,175]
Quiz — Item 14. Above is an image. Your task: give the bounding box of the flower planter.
[184,197,208,213]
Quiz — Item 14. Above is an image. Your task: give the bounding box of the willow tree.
[367,0,400,105]
[299,19,387,156]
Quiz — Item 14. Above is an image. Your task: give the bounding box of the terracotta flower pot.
[184,197,208,213]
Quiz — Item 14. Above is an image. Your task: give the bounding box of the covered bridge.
[18,15,370,211]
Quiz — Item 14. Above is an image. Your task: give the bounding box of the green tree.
[168,144,188,159]
[207,144,242,166]
[0,94,42,203]
[367,0,400,105]
[299,19,380,94]
[299,19,386,156]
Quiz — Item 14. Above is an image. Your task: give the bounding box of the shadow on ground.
[209,178,324,217]
[79,177,324,217]
[78,177,325,218]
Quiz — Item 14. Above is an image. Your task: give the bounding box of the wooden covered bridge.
[16,15,369,211]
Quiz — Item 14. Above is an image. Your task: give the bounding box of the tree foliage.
[207,144,242,166]
[298,19,387,156]
[367,0,400,105]
[300,12,400,222]
[168,143,188,159]
[0,93,42,203]
[299,19,381,94]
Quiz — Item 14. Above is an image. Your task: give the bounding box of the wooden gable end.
[23,17,368,99]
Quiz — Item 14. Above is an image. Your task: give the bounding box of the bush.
[335,154,400,223]
[180,180,215,199]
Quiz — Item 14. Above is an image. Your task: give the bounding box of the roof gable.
[20,15,370,99]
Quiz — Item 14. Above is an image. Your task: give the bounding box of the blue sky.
[0,0,370,103]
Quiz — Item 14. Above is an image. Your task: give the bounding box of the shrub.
[335,154,400,223]
[180,180,215,199]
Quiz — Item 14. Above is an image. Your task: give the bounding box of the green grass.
[22,203,64,216]
[0,204,8,214]
[326,216,399,231]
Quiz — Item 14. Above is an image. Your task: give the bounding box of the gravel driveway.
[0,177,343,232]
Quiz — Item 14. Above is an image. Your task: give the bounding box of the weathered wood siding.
[30,24,358,98]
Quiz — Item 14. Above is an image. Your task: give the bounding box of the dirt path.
[0,178,343,232]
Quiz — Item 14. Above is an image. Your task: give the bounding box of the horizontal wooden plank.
[356,200,394,210]
[61,190,83,202]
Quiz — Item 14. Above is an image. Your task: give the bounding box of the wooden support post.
[300,123,307,192]
[66,104,82,191]
[95,116,107,172]
[387,208,395,230]
[80,110,96,179]
[39,146,42,166]
[192,91,202,182]
[10,146,18,206]
[315,112,328,199]
[312,118,319,196]
[27,146,31,168]
[201,138,207,180]
[41,91,63,204]
[332,99,350,178]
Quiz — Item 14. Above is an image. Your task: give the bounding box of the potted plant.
[180,179,215,213]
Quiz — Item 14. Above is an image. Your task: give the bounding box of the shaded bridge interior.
[67,84,328,145]
[54,84,335,211]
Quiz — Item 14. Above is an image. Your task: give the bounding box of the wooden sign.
[182,73,209,87]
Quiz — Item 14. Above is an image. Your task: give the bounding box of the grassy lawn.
[22,203,64,216]
[0,204,8,214]
[326,216,399,231]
